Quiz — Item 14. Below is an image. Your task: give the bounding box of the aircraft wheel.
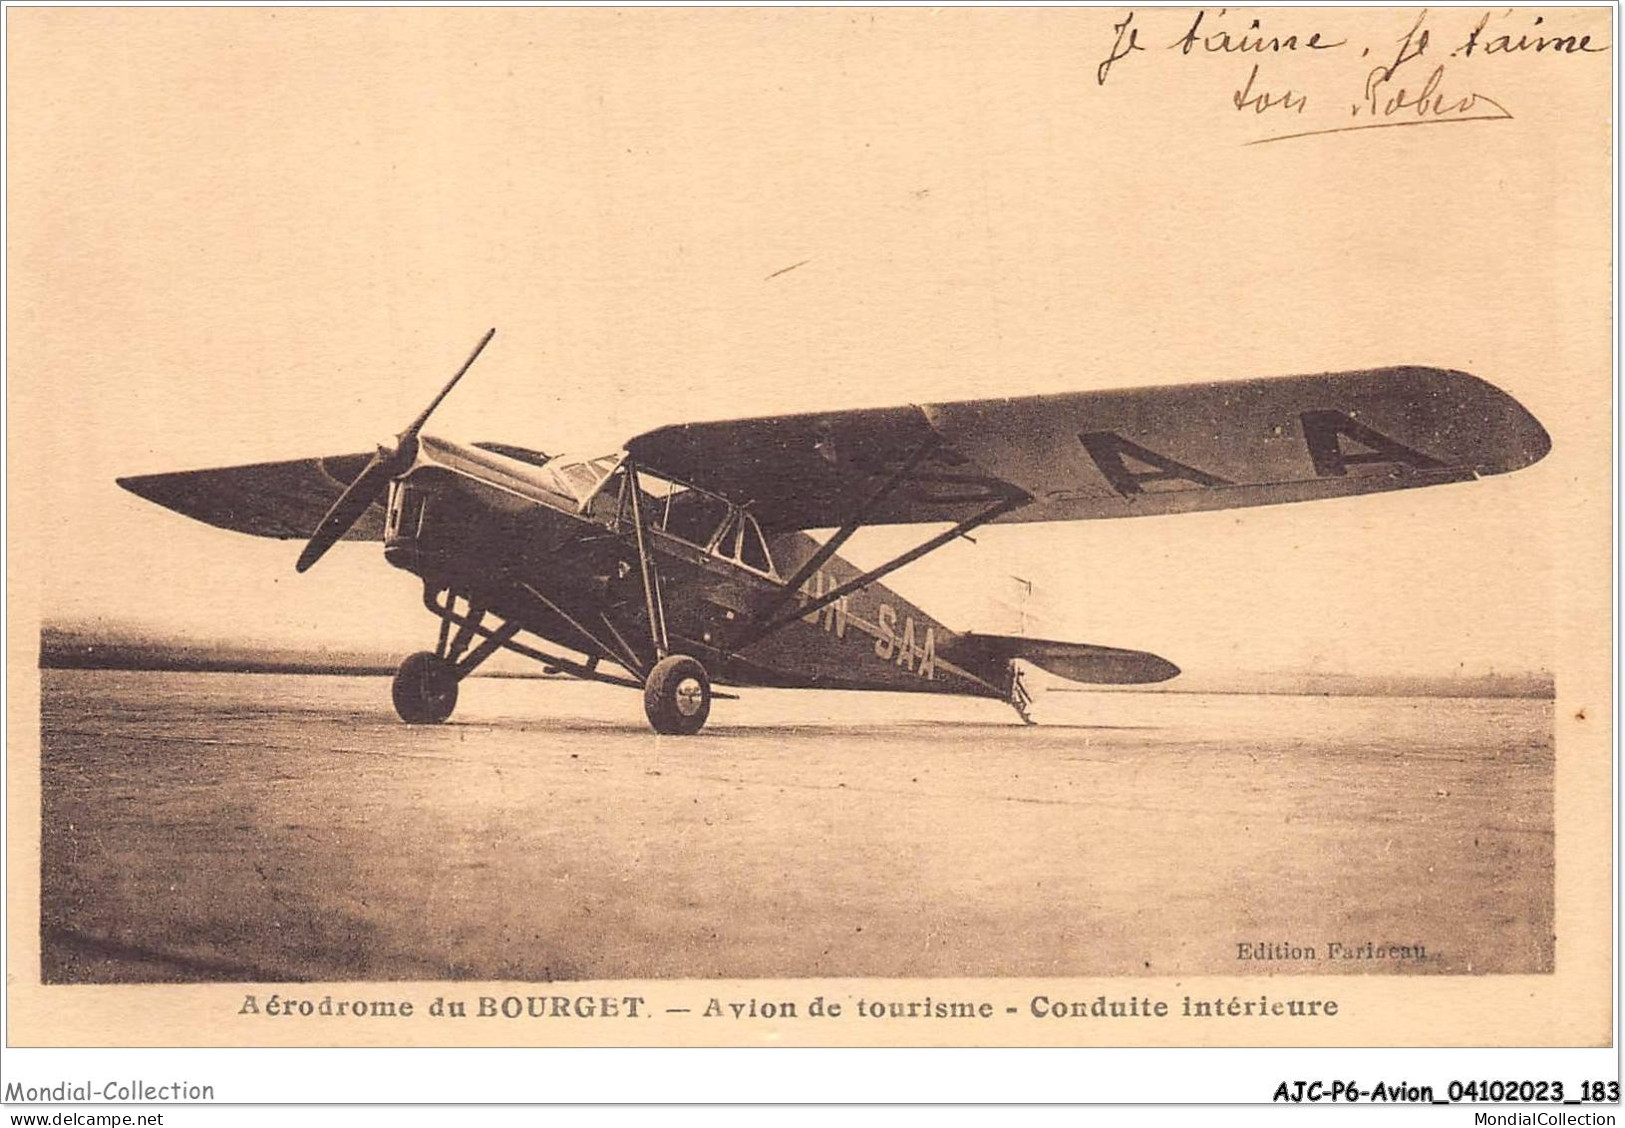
[644,654,711,735]
[393,651,459,724]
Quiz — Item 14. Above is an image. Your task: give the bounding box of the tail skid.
[1008,663,1038,725]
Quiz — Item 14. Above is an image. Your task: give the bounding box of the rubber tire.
[643,654,711,735]
[392,651,459,724]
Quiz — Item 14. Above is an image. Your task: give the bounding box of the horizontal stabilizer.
[942,633,1180,685]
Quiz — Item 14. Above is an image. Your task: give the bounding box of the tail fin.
[942,633,1180,686]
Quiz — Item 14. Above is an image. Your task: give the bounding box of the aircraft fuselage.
[380,436,1009,700]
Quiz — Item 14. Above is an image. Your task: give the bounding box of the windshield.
[537,453,620,505]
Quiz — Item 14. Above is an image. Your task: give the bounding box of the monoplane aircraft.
[118,330,1550,733]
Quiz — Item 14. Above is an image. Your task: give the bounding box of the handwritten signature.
[1245,63,1512,145]
[1094,8,1606,147]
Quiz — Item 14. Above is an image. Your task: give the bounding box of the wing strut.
[765,433,942,623]
[739,492,1028,649]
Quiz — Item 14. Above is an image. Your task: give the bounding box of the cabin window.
[738,515,771,574]
[712,513,737,556]
[664,489,731,547]
[623,470,733,549]
[712,511,775,577]
[616,468,775,575]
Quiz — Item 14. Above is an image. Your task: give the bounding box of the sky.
[11,8,1608,681]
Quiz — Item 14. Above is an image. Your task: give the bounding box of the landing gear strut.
[644,654,711,735]
[393,588,521,724]
[403,573,720,733]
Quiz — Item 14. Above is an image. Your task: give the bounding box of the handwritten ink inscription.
[1233,64,1307,115]
[1359,64,1511,127]
[1171,9,1346,57]
[1091,8,1608,146]
[1456,11,1609,57]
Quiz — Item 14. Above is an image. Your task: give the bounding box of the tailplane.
[942,633,1181,686]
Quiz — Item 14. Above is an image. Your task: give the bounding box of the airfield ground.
[38,670,1552,982]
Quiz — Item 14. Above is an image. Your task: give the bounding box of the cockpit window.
[536,453,619,505]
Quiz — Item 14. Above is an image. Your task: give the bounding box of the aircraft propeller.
[295,327,496,573]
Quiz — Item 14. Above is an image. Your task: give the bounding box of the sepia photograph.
[6,4,1612,1060]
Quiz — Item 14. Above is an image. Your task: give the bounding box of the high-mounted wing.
[118,453,386,540]
[623,367,1549,530]
[116,441,552,540]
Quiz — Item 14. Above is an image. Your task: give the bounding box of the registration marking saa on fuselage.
[798,569,938,680]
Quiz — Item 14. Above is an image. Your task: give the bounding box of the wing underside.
[116,441,556,541]
[623,367,1550,530]
[117,453,385,540]
[119,368,1549,540]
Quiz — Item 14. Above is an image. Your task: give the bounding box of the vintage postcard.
[5,5,1613,1053]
